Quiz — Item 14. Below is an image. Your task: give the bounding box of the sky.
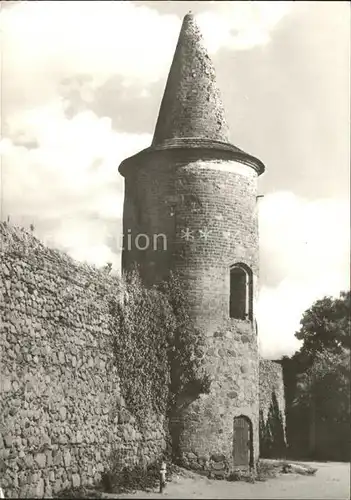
[0,1,349,359]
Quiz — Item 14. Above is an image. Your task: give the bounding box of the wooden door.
[233,416,251,467]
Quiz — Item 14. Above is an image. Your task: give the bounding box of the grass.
[57,487,103,498]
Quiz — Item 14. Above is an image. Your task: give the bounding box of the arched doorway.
[233,415,253,468]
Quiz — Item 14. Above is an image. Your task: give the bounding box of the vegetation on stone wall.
[108,270,174,425]
[1,222,212,497]
[0,223,169,498]
[259,360,287,459]
[158,272,211,410]
[108,268,211,430]
[259,394,286,459]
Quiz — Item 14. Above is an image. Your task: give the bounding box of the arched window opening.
[229,264,252,320]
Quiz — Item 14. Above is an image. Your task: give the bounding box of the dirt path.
[109,462,350,500]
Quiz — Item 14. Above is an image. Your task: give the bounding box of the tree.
[293,349,350,413]
[292,348,350,460]
[294,291,350,368]
[287,291,351,460]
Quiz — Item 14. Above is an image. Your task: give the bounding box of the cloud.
[197,1,293,53]
[257,191,350,358]
[0,1,294,120]
[1,101,151,217]
[45,217,122,271]
[0,100,151,265]
[1,0,179,82]
[0,1,181,119]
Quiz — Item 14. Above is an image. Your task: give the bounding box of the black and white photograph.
[0,1,350,498]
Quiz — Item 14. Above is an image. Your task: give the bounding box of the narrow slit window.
[230,265,252,320]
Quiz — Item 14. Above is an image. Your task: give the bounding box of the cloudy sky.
[0,1,349,359]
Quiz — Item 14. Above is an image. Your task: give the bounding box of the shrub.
[109,270,174,425]
[101,459,160,494]
[158,272,211,410]
[108,269,211,430]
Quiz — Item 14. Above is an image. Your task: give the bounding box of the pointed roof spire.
[118,12,265,176]
[152,12,230,146]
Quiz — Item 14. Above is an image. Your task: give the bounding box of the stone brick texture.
[0,223,167,499]
[152,13,229,146]
[121,149,260,471]
[259,359,286,435]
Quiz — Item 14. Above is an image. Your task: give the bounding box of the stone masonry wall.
[121,150,260,472]
[0,223,167,499]
[259,359,286,444]
[259,359,286,423]
[177,319,259,474]
[152,13,230,145]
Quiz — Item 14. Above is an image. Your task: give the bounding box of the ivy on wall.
[109,271,173,425]
[108,269,211,430]
[159,272,211,410]
[259,393,287,459]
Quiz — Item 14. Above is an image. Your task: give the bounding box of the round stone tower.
[118,13,265,472]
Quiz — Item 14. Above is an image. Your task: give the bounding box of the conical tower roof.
[152,12,230,146]
[119,12,265,176]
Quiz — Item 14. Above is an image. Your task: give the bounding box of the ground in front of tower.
[99,461,350,499]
